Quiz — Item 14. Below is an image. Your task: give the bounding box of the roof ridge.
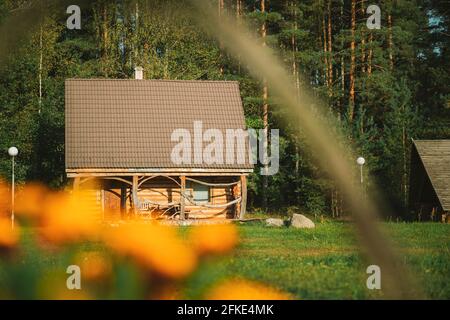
[65,78,239,84]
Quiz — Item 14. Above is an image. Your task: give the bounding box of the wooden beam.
[67,168,253,174]
[138,175,181,188]
[186,177,240,187]
[132,176,139,217]
[79,176,132,186]
[239,175,247,219]
[180,176,186,220]
[67,172,250,178]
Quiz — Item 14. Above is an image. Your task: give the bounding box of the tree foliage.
[0,0,448,216]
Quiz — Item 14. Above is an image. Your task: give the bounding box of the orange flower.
[190,223,238,255]
[104,223,197,279]
[207,279,291,300]
[15,183,48,219]
[0,180,10,218]
[39,191,100,244]
[74,251,112,282]
[0,217,19,250]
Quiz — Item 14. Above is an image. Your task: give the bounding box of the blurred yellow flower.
[15,183,48,219]
[0,217,18,250]
[190,223,238,255]
[36,272,91,300]
[207,279,291,300]
[0,180,10,218]
[104,224,197,279]
[74,251,112,282]
[39,191,99,244]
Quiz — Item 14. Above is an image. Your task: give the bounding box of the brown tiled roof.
[412,140,450,211]
[65,79,252,171]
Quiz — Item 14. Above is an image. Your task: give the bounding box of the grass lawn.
[3,221,449,299]
[184,222,450,299]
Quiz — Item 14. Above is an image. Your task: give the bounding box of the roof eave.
[66,168,254,177]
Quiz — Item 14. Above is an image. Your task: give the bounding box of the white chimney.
[134,66,144,80]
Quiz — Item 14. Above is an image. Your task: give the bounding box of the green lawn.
[184,222,450,299]
[2,221,449,299]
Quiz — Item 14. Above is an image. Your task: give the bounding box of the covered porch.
[69,169,249,221]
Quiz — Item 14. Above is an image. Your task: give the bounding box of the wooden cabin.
[409,139,450,221]
[65,75,253,221]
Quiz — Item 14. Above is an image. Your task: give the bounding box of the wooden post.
[132,176,138,217]
[239,175,247,219]
[73,177,80,191]
[233,182,241,219]
[101,189,105,221]
[180,176,186,220]
[120,185,127,219]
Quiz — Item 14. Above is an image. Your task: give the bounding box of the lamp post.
[356,156,365,186]
[8,147,18,229]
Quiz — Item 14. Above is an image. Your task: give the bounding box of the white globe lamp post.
[8,147,18,229]
[356,156,365,185]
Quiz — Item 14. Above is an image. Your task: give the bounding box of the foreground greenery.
[6,221,449,299]
[186,221,450,299]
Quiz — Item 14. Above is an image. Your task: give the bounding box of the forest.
[0,0,449,218]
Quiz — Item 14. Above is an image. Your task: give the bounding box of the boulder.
[265,218,285,227]
[290,214,315,229]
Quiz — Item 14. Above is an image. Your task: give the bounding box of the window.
[187,182,210,204]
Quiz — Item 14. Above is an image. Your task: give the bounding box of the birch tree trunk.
[218,0,225,75]
[289,1,301,205]
[135,1,139,65]
[236,0,242,17]
[261,0,269,210]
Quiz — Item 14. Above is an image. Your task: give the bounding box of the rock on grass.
[265,218,285,227]
[290,214,315,229]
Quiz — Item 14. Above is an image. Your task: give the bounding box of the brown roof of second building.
[412,139,450,211]
[65,79,252,171]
